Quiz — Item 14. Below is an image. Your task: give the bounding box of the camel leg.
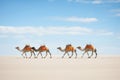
[62,52,67,58]
[95,49,97,58]
[44,51,48,58]
[67,53,70,57]
[37,52,43,58]
[74,50,77,58]
[69,51,73,58]
[87,52,89,58]
[21,52,25,58]
[95,51,97,58]
[89,51,93,58]
[40,53,44,58]
[95,52,97,58]
[37,52,40,58]
[33,52,36,58]
[24,52,27,58]
[29,52,32,58]
[81,52,86,58]
[48,50,52,58]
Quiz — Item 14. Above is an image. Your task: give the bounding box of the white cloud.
[0,26,113,38]
[67,0,73,2]
[67,0,91,3]
[92,0,102,4]
[0,26,92,36]
[55,17,98,23]
[116,13,120,16]
[67,0,120,4]
[94,30,114,36]
[109,0,120,3]
[48,0,55,2]
[111,9,120,17]
[0,26,37,34]
[111,9,120,12]
[117,36,120,39]
[115,33,120,39]
[0,35,8,38]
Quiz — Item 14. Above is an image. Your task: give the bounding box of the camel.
[32,45,52,58]
[77,44,97,58]
[15,45,36,58]
[57,44,77,58]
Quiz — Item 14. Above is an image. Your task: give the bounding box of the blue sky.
[0,0,120,56]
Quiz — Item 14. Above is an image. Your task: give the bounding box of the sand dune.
[0,56,120,80]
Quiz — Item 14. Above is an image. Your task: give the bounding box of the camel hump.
[85,44,94,49]
[41,45,46,47]
[66,44,72,47]
[65,44,74,51]
[66,44,73,48]
[40,45,47,50]
[24,44,30,48]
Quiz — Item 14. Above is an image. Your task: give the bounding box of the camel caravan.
[15,44,97,59]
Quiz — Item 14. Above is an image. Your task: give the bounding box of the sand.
[0,55,120,80]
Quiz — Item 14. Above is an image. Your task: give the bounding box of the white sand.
[0,56,120,80]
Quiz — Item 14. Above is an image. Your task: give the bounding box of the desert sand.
[0,55,120,80]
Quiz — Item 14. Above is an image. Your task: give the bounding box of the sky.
[0,0,120,56]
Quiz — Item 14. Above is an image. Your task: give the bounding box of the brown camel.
[32,45,52,58]
[57,44,77,58]
[15,45,36,58]
[77,44,97,58]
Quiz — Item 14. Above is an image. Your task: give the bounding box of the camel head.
[57,47,61,50]
[77,46,82,50]
[15,46,22,52]
[57,47,64,52]
[15,47,20,50]
[31,47,38,52]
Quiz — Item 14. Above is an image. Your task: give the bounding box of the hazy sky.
[0,0,120,56]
